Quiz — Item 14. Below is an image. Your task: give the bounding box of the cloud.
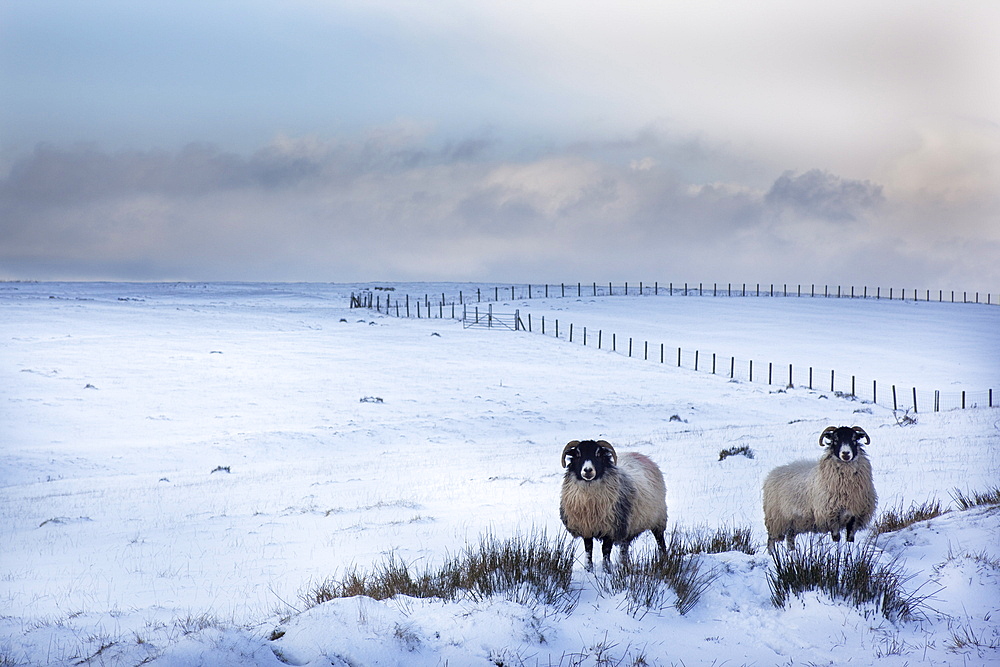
[765,169,884,222]
[1,129,997,290]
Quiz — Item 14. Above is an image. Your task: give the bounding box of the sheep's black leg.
[831,530,841,542]
[652,529,667,557]
[845,517,857,542]
[583,537,595,571]
[601,537,614,565]
[620,537,636,566]
[785,532,796,550]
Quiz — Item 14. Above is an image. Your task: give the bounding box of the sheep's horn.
[596,440,617,466]
[819,426,838,447]
[852,426,870,446]
[561,441,581,468]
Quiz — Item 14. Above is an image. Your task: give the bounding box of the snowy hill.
[1,282,998,666]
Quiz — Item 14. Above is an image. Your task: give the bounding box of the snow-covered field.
[1,281,998,666]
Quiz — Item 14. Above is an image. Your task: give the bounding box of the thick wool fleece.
[763,452,875,542]
[560,453,667,541]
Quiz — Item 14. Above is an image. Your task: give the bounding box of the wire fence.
[350,283,998,414]
[351,282,999,309]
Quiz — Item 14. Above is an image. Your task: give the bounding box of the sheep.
[559,439,668,569]
[762,426,877,552]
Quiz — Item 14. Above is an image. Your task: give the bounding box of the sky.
[1,0,998,287]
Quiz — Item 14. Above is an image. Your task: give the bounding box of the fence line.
[350,284,998,414]
[350,282,999,311]
[455,310,994,414]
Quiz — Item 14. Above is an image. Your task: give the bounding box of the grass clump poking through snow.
[872,499,947,535]
[596,533,718,617]
[303,530,578,614]
[717,445,754,461]
[951,485,1000,511]
[682,525,758,556]
[766,536,929,621]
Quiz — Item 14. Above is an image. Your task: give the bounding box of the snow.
[1,281,998,666]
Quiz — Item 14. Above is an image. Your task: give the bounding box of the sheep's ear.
[596,440,617,466]
[819,426,837,447]
[852,427,870,446]
[562,441,580,468]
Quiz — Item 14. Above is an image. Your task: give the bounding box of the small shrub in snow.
[945,625,1000,657]
[717,445,754,462]
[872,499,946,535]
[596,535,717,617]
[682,525,758,555]
[951,485,1000,511]
[766,535,929,621]
[303,530,578,614]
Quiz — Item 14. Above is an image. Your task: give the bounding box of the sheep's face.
[820,426,870,462]
[563,440,616,482]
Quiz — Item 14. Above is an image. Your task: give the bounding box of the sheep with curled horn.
[762,426,877,552]
[559,440,668,570]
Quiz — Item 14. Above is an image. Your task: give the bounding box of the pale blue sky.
[2,1,998,286]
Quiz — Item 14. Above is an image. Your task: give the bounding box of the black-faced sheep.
[762,426,877,552]
[559,440,668,569]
